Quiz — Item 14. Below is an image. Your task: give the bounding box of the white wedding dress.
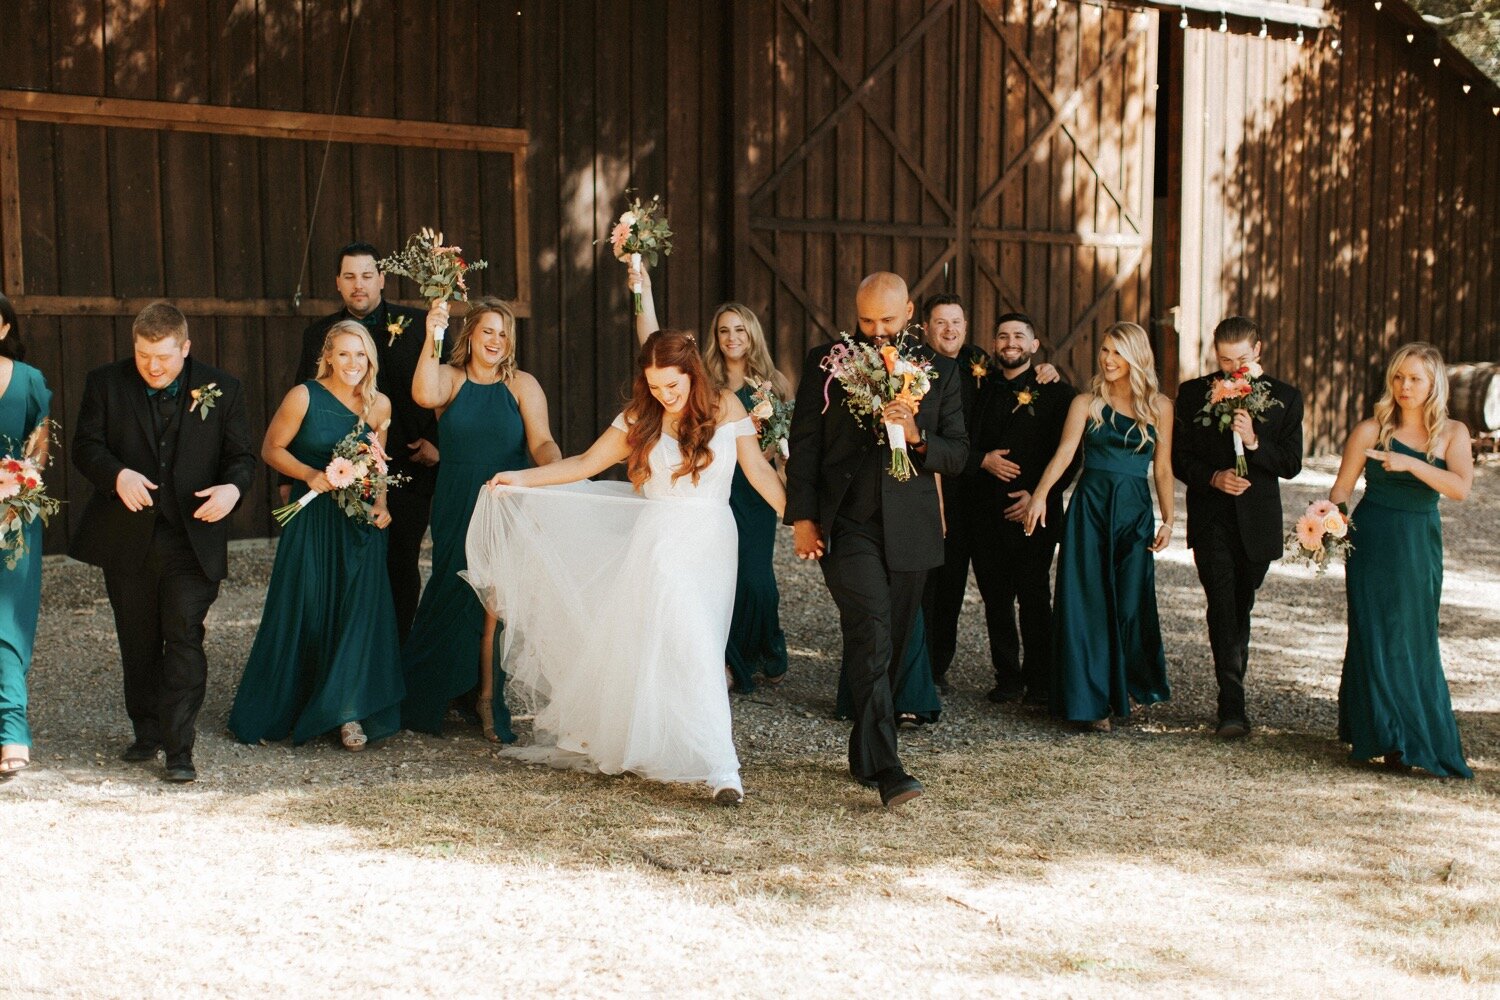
[463,414,753,795]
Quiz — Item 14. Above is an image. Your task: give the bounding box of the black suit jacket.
[69,357,256,582]
[294,299,438,492]
[967,366,1078,539]
[783,337,968,572]
[1173,372,1304,563]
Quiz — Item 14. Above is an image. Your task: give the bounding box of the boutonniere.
[969,358,990,384]
[188,383,221,421]
[1012,384,1038,415]
[386,315,412,347]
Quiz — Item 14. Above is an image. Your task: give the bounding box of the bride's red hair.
[623,330,720,491]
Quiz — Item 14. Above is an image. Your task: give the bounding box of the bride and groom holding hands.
[464,270,965,809]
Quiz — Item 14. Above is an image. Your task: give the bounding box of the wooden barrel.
[1447,363,1500,432]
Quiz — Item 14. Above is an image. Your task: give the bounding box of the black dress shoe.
[164,757,197,783]
[851,771,879,790]
[120,740,162,762]
[1215,719,1250,740]
[878,770,924,809]
[986,684,1024,704]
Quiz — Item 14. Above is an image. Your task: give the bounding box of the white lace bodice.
[611,414,755,502]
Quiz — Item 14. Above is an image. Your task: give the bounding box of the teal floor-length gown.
[1051,405,1169,721]
[401,378,530,740]
[0,361,51,751]
[1338,439,1471,778]
[836,611,942,723]
[726,383,788,692]
[229,381,404,745]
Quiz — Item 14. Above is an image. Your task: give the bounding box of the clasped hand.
[1230,409,1258,447]
[792,519,824,561]
[981,449,1021,481]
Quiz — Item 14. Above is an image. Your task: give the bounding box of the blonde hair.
[317,320,381,419]
[1374,341,1449,459]
[448,297,518,382]
[702,303,791,398]
[1088,321,1163,451]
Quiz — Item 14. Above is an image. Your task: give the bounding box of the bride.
[463,330,786,806]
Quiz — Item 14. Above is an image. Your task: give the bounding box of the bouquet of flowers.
[1285,499,1353,575]
[607,193,673,314]
[748,380,794,459]
[0,448,59,571]
[820,332,937,481]
[272,425,409,527]
[378,227,488,358]
[1196,362,1281,475]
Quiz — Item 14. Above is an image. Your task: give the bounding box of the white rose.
[751,399,774,420]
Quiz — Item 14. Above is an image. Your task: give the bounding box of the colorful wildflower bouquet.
[608,193,674,314]
[272,424,409,527]
[820,332,937,481]
[1196,362,1281,475]
[748,380,794,459]
[1285,499,1353,575]
[378,227,488,358]
[0,429,60,570]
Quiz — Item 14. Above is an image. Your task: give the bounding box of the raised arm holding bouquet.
[608,193,673,314]
[378,227,488,359]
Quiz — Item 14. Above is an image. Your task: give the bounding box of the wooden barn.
[1,0,1496,550]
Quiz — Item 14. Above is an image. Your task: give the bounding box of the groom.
[71,302,255,782]
[784,272,967,808]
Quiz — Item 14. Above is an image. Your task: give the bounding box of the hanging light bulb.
[1462,83,1471,94]
[1373,0,1381,8]
[1259,18,1268,38]
[1331,36,1341,52]
[1179,6,1189,28]
[1433,56,1441,67]
[1049,0,1058,8]
[1405,33,1415,43]
[1218,11,1228,32]
[1295,26,1304,46]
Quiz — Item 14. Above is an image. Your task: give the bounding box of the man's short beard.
[998,352,1031,374]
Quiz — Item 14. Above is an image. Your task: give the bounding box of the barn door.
[733,0,1157,383]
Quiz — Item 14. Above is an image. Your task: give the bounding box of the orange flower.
[880,343,899,374]
[1295,515,1325,551]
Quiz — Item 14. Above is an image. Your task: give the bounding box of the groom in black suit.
[784,273,967,808]
[1173,316,1303,738]
[71,302,256,781]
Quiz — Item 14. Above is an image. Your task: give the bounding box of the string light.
[1218,11,1228,32]
[1179,5,1189,28]
[1331,36,1341,52]
[1373,0,1381,8]
[1462,83,1471,94]
[1295,26,1304,46]
[1432,57,1441,67]
[1258,18,1268,38]
[1405,33,1415,43]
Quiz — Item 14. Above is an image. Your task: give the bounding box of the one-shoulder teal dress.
[725,383,788,692]
[229,381,405,744]
[1338,439,1471,778]
[1051,405,1168,721]
[402,378,530,740]
[0,361,51,750]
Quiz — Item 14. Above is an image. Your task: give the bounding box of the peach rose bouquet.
[272,425,409,527]
[1285,498,1353,575]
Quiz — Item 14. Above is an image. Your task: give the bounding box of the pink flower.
[1295,515,1325,551]
[1307,499,1338,520]
[0,469,19,502]
[609,220,633,258]
[1322,511,1349,538]
[325,457,357,490]
[1209,379,1239,405]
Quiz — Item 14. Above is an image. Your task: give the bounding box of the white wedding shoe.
[712,777,744,808]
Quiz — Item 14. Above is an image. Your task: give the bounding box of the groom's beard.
[998,354,1032,375]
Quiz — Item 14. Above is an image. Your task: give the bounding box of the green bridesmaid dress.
[1338,439,1471,778]
[401,378,530,739]
[0,361,51,751]
[725,384,788,692]
[229,381,404,744]
[1052,405,1168,721]
[835,610,942,723]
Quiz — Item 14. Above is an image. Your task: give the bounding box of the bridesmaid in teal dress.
[229,321,405,750]
[836,614,941,725]
[0,296,51,776]
[402,297,560,741]
[1329,342,1475,778]
[1024,322,1176,730]
[634,270,791,692]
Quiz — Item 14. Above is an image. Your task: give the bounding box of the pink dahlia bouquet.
[748,379,794,459]
[1196,362,1281,475]
[607,192,673,314]
[820,333,937,481]
[0,451,59,571]
[1285,499,1353,575]
[379,227,488,358]
[272,425,409,527]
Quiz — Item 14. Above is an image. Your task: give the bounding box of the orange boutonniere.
[970,359,989,384]
[386,315,412,347]
[1012,386,1037,415]
[187,382,222,421]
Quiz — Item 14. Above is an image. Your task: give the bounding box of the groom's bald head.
[855,272,913,342]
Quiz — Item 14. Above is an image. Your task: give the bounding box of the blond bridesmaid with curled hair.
[1023,321,1175,731]
[1328,342,1474,778]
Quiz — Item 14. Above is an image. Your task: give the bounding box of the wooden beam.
[0,118,21,296]
[9,295,531,320]
[1134,0,1328,29]
[0,90,528,153]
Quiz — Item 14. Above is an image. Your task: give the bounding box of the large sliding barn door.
[733,0,1157,383]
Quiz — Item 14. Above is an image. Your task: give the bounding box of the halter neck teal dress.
[1052,405,1169,721]
[229,381,405,744]
[724,383,789,692]
[1338,439,1471,778]
[401,378,530,740]
[0,360,51,751]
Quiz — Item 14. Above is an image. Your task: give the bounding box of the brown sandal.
[1,744,31,776]
[339,722,367,751]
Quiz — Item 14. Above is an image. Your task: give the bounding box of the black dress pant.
[1191,518,1270,723]
[971,519,1057,697]
[821,516,926,781]
[386,485,433,643]
[922,485,974,681]
[103,523,220,762]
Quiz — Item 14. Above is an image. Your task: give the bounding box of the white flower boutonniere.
[387,315,412,347]
[188,383,222,422]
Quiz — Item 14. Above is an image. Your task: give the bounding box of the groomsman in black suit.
[968,313,1077,705]
[71,302,255,781]
[1173,316,1304,738]
[784,272,968,808]
[291,242,435,641]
